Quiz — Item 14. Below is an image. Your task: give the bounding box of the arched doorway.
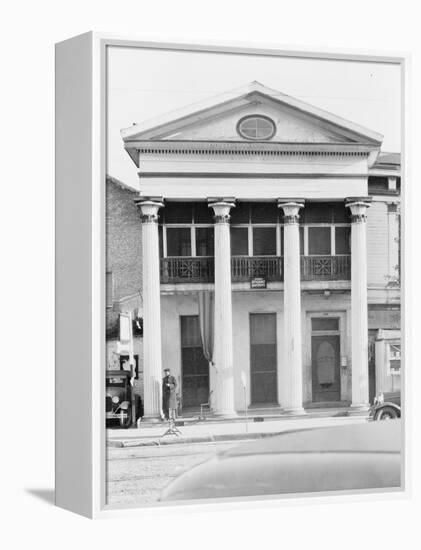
[311,317,341,402]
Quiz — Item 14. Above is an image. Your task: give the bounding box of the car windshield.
[107,377,126,387]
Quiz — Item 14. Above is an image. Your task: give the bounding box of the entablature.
[137,176,368,201]
[128,139,378,167]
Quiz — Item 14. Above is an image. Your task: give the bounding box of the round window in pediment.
[237,115,276,140]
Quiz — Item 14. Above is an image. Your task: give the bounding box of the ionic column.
[135,197,164,419]
[208,198,236,417]
[278,200,305,413]
[345,197,372,410]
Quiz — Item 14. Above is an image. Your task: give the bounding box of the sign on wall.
[250,277,266,289]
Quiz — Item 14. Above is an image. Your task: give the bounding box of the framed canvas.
[55,33,409,518]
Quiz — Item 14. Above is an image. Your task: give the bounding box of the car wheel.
[374,406,398,420]
[119,408,132,429]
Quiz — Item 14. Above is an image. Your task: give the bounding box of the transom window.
[312,317,339,332]
[237,115,276,140]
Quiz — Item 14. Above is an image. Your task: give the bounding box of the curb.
[137,410,351,428]
[107,430,286,448]
[107,414,370,448]
[108,410,356,435]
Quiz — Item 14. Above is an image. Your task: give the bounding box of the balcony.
[160,255,351,284]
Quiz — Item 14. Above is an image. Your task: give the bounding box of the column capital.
[277,200,305,224]
[135,197,164,223]
[345,197,372,223]
[208,197,236,223]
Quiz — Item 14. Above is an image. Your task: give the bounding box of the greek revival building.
[118,82,401,418]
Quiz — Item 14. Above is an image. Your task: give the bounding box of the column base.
[212,410,238,419]
[281,407,306,416]
[141,415,165,423]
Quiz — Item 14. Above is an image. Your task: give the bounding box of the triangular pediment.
[122,81,383,147]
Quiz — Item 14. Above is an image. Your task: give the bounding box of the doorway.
[311,317,341,402]
[180,315,209,409]
[250,313,277,404]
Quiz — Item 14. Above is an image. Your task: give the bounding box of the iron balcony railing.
[301,255,351,281]
[231,256,283,282]
[160,256,214,283]
[160,255,351,283]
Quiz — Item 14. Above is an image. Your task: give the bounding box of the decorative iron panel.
[161,257,214,283]
[301,255,351,281]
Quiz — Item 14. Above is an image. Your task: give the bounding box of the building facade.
[112,82,400,418]
[105,176,144,395]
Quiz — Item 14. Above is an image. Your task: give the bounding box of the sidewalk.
[107,409,369,448]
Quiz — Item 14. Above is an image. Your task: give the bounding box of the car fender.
[382,401,401,411]
[375,402,401,415]
[120,401,130,410]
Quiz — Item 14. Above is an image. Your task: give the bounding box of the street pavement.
[107,440,235,506]
[106,415,369,507]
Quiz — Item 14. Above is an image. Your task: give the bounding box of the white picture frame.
[55,32,409,518]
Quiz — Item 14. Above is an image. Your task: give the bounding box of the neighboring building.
[366,152,401,399]
[112,81,400,417]
[105,176,143,395]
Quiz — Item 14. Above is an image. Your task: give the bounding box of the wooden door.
[311,335,340,402]
[180,316,209,409]
[250,313,277,404]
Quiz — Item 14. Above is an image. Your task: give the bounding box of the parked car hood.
[160,420,401,502]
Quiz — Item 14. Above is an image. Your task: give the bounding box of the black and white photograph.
[104,45,403,508]
[4,0,421,543]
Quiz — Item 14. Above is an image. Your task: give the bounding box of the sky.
[107,46,402,190]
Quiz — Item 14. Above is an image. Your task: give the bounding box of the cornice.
[128,140,378,157]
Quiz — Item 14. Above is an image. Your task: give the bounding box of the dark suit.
[162,374,177,419]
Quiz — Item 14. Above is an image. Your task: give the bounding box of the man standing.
[162,368,177,420]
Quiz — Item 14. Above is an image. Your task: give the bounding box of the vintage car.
[370,391,401,420]
[159,420,401,502]
[106,370,143,428]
